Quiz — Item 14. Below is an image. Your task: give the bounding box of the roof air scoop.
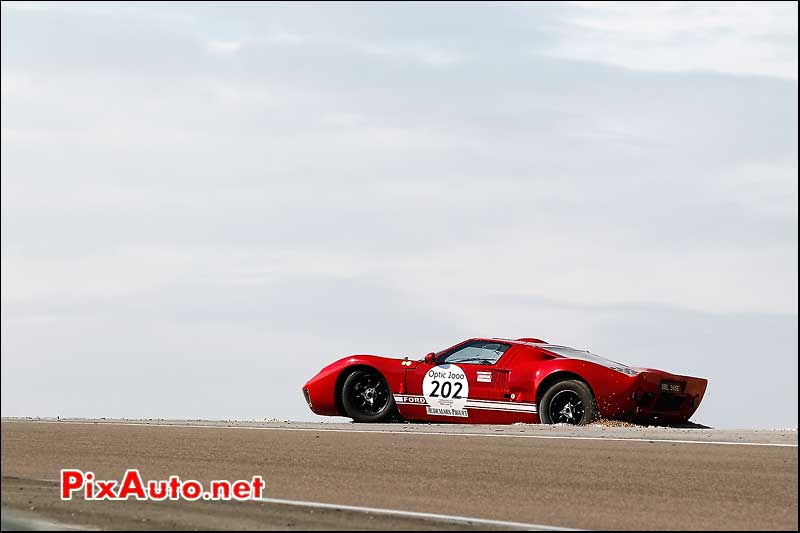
[517,337,547,343]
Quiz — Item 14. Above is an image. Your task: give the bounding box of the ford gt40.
[302,337,708,425]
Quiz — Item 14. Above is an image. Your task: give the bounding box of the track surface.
[1,419,797,530]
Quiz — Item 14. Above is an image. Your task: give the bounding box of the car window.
[440,341,511,365]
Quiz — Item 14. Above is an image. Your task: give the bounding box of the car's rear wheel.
[340,368,395,423]
[539,379,597,425]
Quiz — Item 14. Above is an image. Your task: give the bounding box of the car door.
[397,340,517,422]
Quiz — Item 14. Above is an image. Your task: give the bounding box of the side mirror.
[424,352,436,364]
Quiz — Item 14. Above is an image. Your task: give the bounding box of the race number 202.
[428,380,463,399]
[422,365,469,417]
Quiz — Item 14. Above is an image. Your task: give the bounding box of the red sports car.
[302,337,708,425]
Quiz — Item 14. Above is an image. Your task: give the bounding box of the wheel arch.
[535,371,596,405]
[334,364,384,416]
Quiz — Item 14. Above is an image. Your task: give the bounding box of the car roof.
[479,337,553,347]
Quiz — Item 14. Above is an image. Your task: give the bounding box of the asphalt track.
[1,419,797,530]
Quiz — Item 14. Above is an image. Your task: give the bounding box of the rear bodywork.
[302,338,708,425]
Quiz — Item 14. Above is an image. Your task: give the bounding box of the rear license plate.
[660,381,685,393]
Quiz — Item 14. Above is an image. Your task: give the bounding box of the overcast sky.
[1,1,797,429]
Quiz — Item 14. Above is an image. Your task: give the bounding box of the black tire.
[539,379,597,425]
[340,369,395,423]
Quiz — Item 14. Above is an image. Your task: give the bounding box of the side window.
[440,341,511,365]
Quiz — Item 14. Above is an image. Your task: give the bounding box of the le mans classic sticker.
[422,364,469,417]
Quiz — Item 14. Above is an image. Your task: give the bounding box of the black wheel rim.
[347,372,390,416]
[549,390,585,424]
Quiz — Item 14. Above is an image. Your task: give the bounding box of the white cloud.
[208,40,241,53]
[548,1,798,79]
[359,42,465,67]
[0,1,50,12]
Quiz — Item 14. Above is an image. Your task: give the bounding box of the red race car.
[302,337,708,425]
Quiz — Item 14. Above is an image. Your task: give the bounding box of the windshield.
[439,341,510,365]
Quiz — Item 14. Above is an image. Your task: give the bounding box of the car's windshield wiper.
[446,357,495,364]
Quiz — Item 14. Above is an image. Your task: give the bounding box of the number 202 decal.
[429,380,463,399]
[423,365,470,416]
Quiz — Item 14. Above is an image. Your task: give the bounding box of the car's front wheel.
[539,379,597,425]
[340,368,395,423]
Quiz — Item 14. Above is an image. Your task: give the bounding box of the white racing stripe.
[256,496,578,531]
[394,394,538,413]
[467,400,537,413]
[13,420,798,448]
